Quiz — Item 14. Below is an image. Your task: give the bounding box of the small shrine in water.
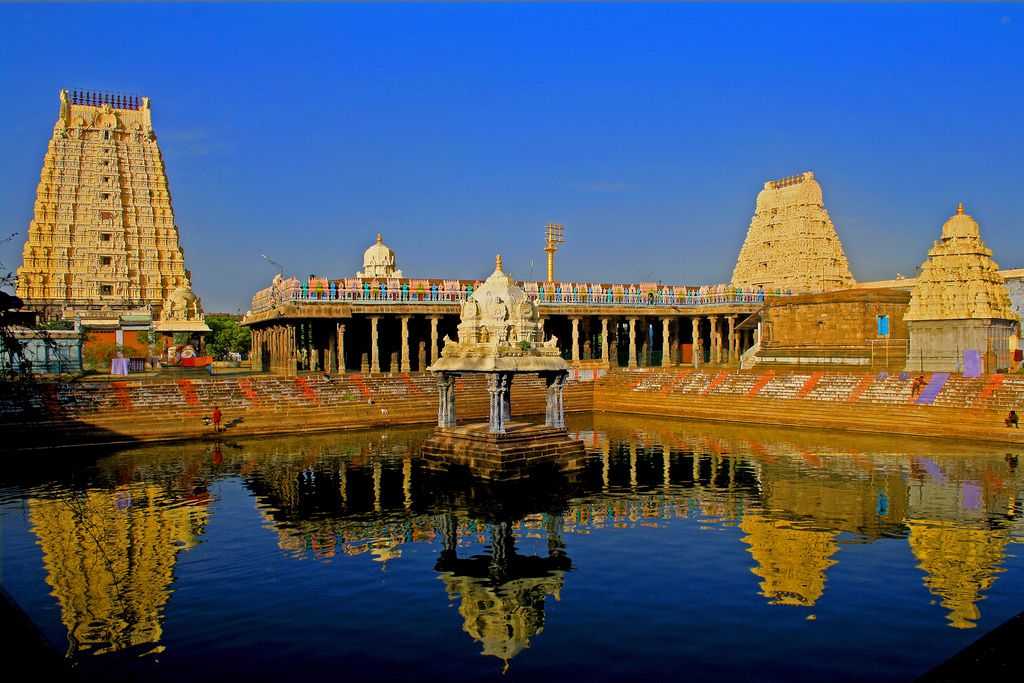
[424,255,585,480]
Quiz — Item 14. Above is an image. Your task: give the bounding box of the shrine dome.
[469,254,530,313]
[940,202,982,240]
[357,232,403,279]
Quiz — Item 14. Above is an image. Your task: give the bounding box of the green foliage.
[205,315,251,360]
[38,319,74,331]
[135,329,155,348]
[173,332,192,346]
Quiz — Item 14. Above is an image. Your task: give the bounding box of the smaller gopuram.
[423,255,585,480]
[731,171,856,293]
[905,203,1018,373]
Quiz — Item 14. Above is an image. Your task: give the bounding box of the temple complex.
[243,233,765,376]
[905,203,1018,372]
[14,90,208,359]
[731,171,856,293]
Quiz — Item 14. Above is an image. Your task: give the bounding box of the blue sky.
[1,3,1022,313]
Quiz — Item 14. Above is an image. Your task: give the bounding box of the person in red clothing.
[211,406,223,433]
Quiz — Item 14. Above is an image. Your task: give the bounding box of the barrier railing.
[251,286,779,314]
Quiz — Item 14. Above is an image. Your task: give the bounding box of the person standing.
[211,406,223,433]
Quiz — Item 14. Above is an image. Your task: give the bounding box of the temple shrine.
[15,89,208,359]
[732,171,856,293]
[905,203,1018,372]
[421,255,586,480]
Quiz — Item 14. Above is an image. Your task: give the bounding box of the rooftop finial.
[956,202,964,215]
[495,254,503,272]
[376,232,383,243]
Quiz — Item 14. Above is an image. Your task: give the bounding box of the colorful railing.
[251,284,779,314]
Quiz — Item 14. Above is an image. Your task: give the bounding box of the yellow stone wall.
[16,90,189,317]
[731,171,856,293]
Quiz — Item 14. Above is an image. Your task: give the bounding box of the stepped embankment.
[0,372,594,450]
[3,367,1023,450]
[594,368,1024,446]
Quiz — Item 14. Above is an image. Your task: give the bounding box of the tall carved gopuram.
[731,171,855,293]
[905,203,1018,372]
[16,90,191,320]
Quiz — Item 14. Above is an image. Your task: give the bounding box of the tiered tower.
[16,89,190,319]
[904,203,1015,322]
[731,171,855,293]
[904,203,1017,372]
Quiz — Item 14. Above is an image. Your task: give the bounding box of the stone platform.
[420,421,587,481]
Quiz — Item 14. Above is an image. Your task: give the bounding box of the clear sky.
[1,3,1022,313]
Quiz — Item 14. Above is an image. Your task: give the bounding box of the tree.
[205,315,251,360]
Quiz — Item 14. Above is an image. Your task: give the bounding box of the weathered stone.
[731,171,855,293]
[16,90,193,319]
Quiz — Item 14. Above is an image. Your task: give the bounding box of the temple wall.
[906,319,1015,373]
[764,292,910,348]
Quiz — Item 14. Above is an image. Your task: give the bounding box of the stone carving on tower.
[731,171,855,293]
[16,90,192,320]
[357,233,403,279]
[904,203,1017,373]
[905,204,1015,322]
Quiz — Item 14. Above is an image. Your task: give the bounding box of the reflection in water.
[435,515,569,670]
[6,414,1024,675]
[28,484,208,656]
[740,515,838,607]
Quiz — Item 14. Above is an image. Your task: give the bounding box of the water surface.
[2,414,1022,681]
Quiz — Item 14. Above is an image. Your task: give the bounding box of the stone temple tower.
[16,89,190,320]
[731,171,855,293]
[905,203,1017,372]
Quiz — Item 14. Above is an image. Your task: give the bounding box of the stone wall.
[763,288,910,348]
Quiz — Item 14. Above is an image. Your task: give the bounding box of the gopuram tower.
[731,171,855,293]
[16,90,191,320]
[904,203,1017,373]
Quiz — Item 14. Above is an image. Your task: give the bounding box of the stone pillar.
[601,318,609,364]
[728,315,737,363]
[429,316,440,366]
[369,316,380,374]
[691,317,701,368]
[628,318,638,369]
[400,316,411,373]
[539,317,547,341]
[418,341,426,372]
[544,372,566,429]
[502,373,513,422]
[289,325,297,371]
[709,315,719,364]
[436,373,456,428]
[336,322,346,374]
[571,317,581,363]
[487,373,508,434]
[661,317,672,367]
